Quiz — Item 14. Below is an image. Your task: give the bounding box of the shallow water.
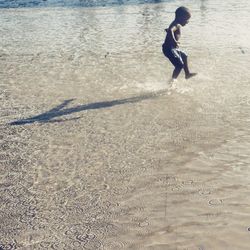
[1,0,250,249]
[0,0,170,8]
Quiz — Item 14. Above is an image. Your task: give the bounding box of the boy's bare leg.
[183,56,197,79]
[172,67,182,79]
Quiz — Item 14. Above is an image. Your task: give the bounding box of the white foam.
[135,77,195,96]
[167,79,194,94]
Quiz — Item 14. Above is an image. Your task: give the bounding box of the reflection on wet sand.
[1,0,250,249]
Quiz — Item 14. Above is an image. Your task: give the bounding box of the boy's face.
[180,17,190,26]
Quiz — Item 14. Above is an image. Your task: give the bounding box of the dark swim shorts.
[162,45,187,68]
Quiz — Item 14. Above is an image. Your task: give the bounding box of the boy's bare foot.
[169,78,177,84]
[185,73,197,79]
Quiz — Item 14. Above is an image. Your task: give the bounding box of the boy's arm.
[169,24,181,46]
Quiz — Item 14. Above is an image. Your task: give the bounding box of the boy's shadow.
[10,90,167,125]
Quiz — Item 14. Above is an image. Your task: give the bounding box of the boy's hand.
[175,41,180,47]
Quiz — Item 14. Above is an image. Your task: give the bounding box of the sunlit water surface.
[1,0,250,249]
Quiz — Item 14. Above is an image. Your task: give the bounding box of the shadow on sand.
[10,90,167,125]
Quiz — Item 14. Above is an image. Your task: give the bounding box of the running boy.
[162,6,197,80]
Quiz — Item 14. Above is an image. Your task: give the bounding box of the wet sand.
[1,1,250,249]
[2,72,250,249]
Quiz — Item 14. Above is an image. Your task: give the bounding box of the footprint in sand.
[208,199,223,206]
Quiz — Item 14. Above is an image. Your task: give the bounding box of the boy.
[162,6,197,80]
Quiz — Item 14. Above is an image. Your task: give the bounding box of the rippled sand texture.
[1,0,250,249]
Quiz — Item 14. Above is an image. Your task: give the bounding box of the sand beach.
[1,0,250,249]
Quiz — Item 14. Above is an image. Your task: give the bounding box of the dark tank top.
[163,21,180,50]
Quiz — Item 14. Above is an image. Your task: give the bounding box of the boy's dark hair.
[175,6,191,20]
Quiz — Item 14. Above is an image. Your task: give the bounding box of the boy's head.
[175,6,191,26]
